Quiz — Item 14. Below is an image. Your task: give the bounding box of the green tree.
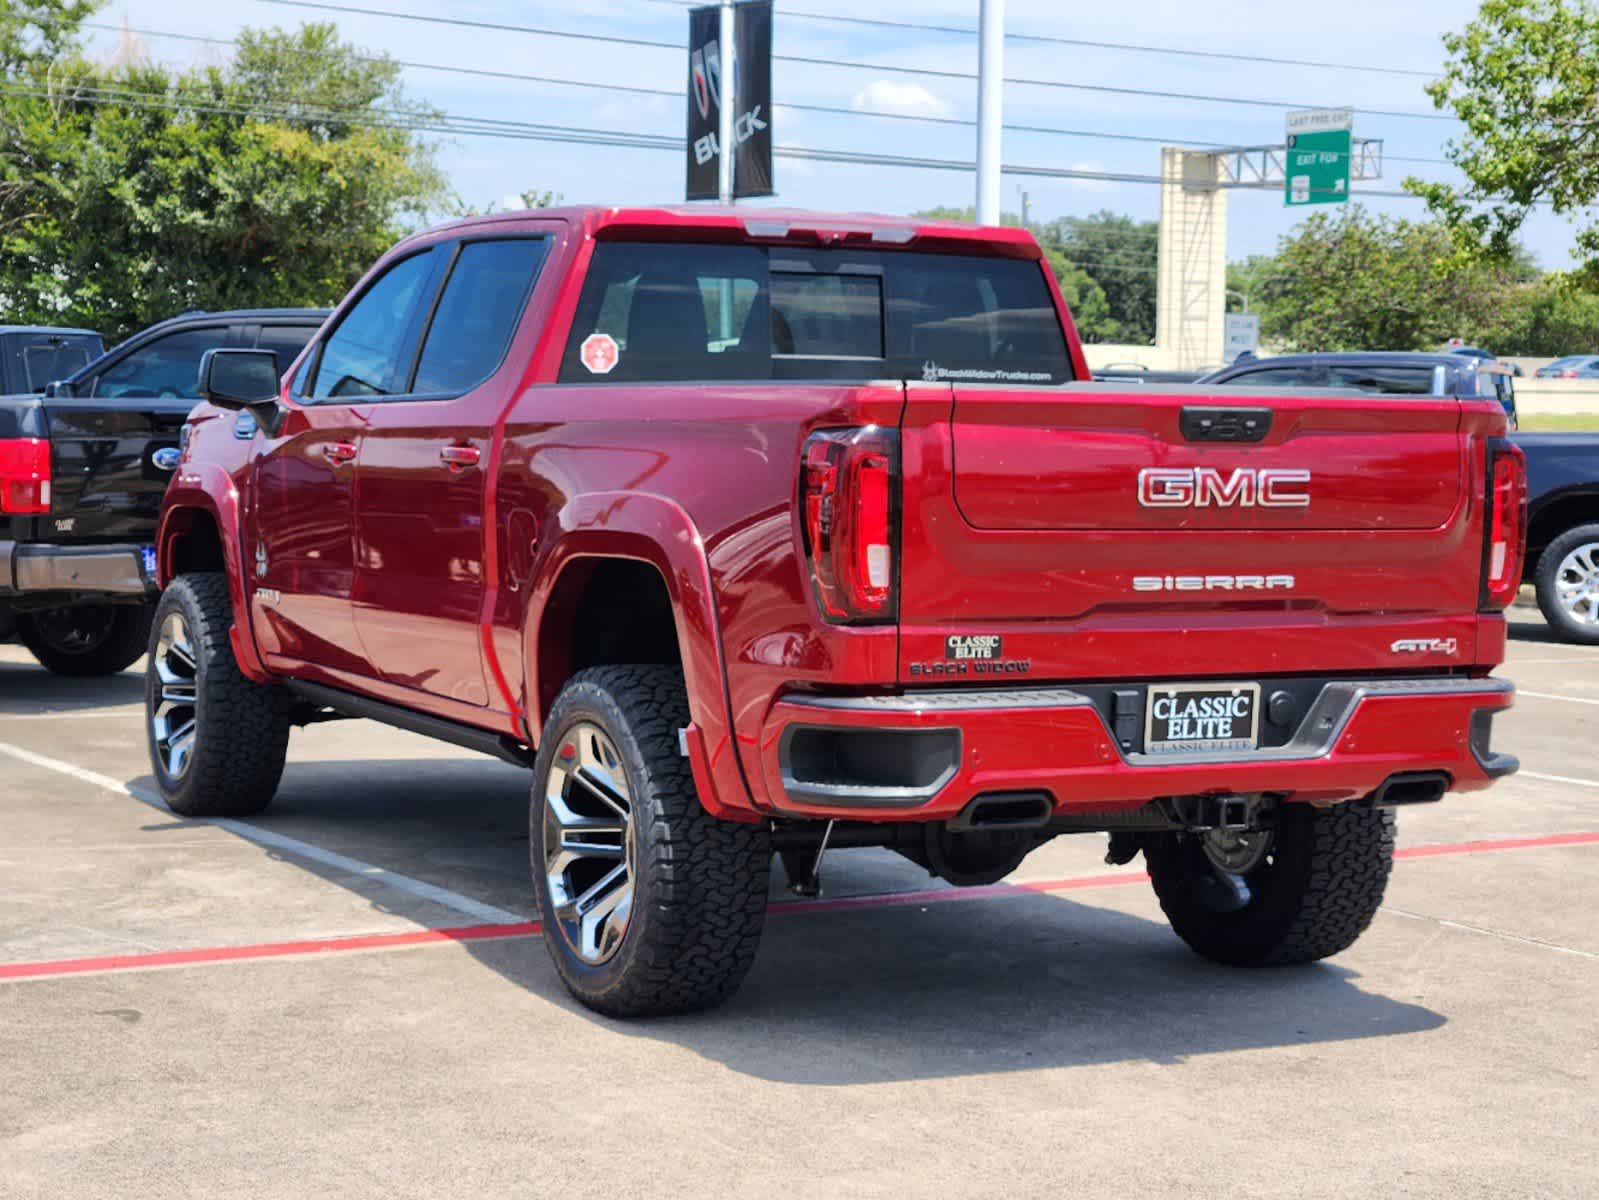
[1250,206,1511,351]
[0,21,449,339]
[1408,0,1599,282]
[0,0,97,74]
[1043,211,1158,344]
[1473,277,1599,355]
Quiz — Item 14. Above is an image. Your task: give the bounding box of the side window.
[309,250,435,400]
[411,240,548,394]
[21,339,95,390]
[1219,367,1312,388]
[1324,365,1434,395]
[559,243,770,382]
[255,324,319,376]
[92,327,227,399]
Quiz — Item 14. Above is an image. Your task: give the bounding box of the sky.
[79,0,1587,272]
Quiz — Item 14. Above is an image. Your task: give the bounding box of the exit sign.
[1285,108,1352,207]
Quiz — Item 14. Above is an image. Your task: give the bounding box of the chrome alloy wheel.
[150,611,199,780]
[1555,542,1599,628]
[542,723,636,965]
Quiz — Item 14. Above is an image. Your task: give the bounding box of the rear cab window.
[558,242,1072,385]
[19,336,99,391]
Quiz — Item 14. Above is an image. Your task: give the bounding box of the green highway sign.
[1285,108,1352,207]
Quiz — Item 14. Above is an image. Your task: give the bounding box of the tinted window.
[255,324,319,376]
[771,272,882,358]
[1220,367,1313,388]
[21,337,97,390]
[311,250,434,399]
[558,242,1071,384]
[93,327,227,399]
[560,243,768,383]
[1324,365,1436,395]
[412,239,548,394]
[893,254,1068,384]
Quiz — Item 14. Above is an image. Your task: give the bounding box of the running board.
[286,680,535,768]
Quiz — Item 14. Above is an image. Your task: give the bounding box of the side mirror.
[197,348,284,434]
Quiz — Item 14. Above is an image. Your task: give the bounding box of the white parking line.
[0,739,528,926]
[1518,690,1599,707]
[1521,769,1599,789]
[0,710,144,719]
[1383,907,1598,960]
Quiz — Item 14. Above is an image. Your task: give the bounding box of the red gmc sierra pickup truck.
[149,206,1524,1017]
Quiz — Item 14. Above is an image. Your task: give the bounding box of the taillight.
[1481,438,1526,610]
[801,427,898,622]
[0,437,51,514]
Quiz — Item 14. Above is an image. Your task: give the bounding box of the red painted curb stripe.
[3,830,1595,984]
[1394,831,1599,859]
[0,921,540,982]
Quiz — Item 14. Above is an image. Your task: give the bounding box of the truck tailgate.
[40,397,193,540]
[897,382,1501,682]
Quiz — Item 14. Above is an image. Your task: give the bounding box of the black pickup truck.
[0,326,105,394]
[1,308,326,674]
[1517,432,1599,643]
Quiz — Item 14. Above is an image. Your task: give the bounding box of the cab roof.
[407,205,1044,258]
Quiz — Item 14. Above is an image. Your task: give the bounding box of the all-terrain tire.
[1534,522,1599,645]
[17,602,152,676]
[1145,802,1395,966]
[529,665,771,1017]
[145,573,291,817]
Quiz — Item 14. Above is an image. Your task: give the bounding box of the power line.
[0,76,1424,199]
[87,22,1452,166]
[634,0,1439,80]
[256,0,1454,121]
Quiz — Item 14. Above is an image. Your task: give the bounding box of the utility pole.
[976,0,1004,225]
[717,0,736,205]
[1019,188,1030,227]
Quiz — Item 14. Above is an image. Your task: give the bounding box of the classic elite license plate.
[1144,682,1261,755]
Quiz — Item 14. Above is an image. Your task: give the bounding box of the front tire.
[17,602,152,676]
[530,665,771,1017]
[145,573,290,817]
[1146,802,1395,966]
[1534,523,1599,645]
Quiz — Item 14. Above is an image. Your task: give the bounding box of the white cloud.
[851,80,951,119]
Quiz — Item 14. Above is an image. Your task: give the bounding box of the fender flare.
[523,491,758,819]
[158,465,273,684]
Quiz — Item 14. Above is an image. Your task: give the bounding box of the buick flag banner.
[686,2,774,200]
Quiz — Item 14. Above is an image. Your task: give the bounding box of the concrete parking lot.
[1,617,1595,1199]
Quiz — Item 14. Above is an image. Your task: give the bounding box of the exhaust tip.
[1371,771,1450,807]
[949,791,1054,832]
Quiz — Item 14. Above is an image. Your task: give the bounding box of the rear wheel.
[1534,523,1599,645]
[145,574,290,817]
[1145,802,1395,966]
[17,602,152,676]
[529,665,771,1017]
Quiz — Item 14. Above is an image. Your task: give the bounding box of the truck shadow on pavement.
[1507,619,1586,646]
[128,753,1446,1086]
[0,658,144,715]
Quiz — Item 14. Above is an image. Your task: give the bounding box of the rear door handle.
[440,444,481,469]
[322,441,357,465]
